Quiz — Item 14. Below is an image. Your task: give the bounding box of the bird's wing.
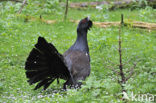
[64,50,90,82]
[25,37,70,90]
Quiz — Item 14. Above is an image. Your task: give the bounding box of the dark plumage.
[25,17,93,90]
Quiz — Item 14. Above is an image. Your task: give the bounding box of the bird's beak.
[87,16,90,21]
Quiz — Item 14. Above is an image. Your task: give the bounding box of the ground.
[0,1,156,103]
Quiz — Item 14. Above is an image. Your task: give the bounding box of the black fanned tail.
[25,37,70,90]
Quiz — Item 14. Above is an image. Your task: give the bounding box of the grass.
[39,7,156,23]
[69,0,116,2]
[0,3,156,103]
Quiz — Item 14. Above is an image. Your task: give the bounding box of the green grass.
[0,4,156,103]
[40,7,156,23]
[69,0,116,2]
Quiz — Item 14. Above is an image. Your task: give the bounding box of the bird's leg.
[63,77,74,90]
[57,78,59,84]
[70,82,82,89]
[63,79,69,90]
[77,82,82,88]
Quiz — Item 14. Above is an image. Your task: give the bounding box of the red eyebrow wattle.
[82,19,87,23]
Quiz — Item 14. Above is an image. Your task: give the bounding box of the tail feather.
[25,63,48,70]
[26,70,48,78]
[25,36,70,90]
[27,48,46,61]
[35,37,58,56]
[25,48,47,70]
[43,79,55,90]
[28,71,50,85]
[34,78,51,90]
[26,59,47,66]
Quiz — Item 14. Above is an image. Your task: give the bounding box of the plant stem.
[64,0,69,20]
[119,14,126,94]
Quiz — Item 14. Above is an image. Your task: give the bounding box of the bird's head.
[77,17,93,32]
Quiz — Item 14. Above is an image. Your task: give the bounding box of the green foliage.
[43,0,62,13]
[0,2,21,14]
[0,1,156,103]
[22,0,63,15]
[133,0,148,8]
[0,0,63,16]
[69,0,115,2]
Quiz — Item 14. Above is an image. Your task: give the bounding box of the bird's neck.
[71,30,89,53]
